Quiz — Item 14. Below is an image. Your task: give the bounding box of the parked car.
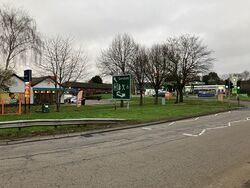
[70,96,77,103]
[153,91,166,97]
[198,92,215,97]
[64,94,73,103]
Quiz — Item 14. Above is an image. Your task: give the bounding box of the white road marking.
[183,133,198,137]
[168,122,175,126]
[198,129,206,136]
[183,116,250,137]
[214,114,218,117]
[207,126,226,130]
[142,127,152,131]
[194,117,199,121]
[228,111,231,113]
[231,120,244,124]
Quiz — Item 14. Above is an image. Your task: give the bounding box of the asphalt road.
[1,104,250,188]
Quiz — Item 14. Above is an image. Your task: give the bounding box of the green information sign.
[112,75,131,100]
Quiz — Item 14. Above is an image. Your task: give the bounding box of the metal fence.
[0,118,125,129]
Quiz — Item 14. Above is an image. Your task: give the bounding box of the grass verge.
[0,97,239,140]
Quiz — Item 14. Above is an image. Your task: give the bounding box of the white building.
[3,74,64,104]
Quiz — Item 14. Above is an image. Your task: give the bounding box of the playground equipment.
[0,95,23,115]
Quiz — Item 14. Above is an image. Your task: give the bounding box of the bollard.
[162,98,166,105]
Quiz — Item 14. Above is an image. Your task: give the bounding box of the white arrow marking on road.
[183,129,206,137]
[183,117,250,137]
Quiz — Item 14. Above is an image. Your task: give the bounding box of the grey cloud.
[1,0,250,78]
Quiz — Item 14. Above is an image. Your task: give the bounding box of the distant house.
[1,74,64,104]
[8,74,25,94]
[64,82,112,96]
[31,76,64,104]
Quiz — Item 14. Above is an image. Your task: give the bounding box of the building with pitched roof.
[1,75,64,104]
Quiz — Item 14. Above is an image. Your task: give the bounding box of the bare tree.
[0,5,41,70]
[0,68,13,91]
[37,36,88,112]
[98,33,136,107]
[220,74,230,81]
[145,44,170,104]
[98,33,136,75]
[241,70,250,81]
[166,35,214,103]
[128,45,147,105]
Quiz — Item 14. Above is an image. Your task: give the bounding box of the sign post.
[24,70,32,113]
[112,75,131,108]
[76,90,83,108]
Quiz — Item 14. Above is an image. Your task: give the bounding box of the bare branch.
[98,33,136,76]
[36,35,88,111]
[0,5,41,70]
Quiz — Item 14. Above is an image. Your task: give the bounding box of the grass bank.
[0,97,238,140]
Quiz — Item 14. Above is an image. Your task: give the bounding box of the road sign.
[112,75,131,100]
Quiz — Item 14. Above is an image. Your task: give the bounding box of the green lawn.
[0,97,236,122]
[238,96,250,101]
[0,97,238,140]
[226,94,250,101]
[0,124,116,140]
[97,93,112,99]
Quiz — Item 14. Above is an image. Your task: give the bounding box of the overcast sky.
[1,0,250,81]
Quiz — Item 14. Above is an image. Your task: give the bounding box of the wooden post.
[28,97,31,113]
[127,101,130,109]
[24,97,27,114]
[1,99,4,115]
[18,96,22,115]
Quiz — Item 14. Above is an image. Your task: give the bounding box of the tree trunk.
[139,84,143,106]
[56,90,60,112]
[55,87,61,112]
[154,88,159,105]
[139,90,143,106]
[56,100,60,112]
[5,54,11,70]
[179,85,184,103]
[175,89,179,104]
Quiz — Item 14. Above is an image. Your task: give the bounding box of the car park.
[70,96,77,103]
[153,91,166,97]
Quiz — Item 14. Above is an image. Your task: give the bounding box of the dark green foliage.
[89,75,103,84]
